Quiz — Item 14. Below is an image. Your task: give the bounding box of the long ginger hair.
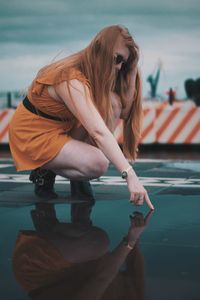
[35,25,143,160]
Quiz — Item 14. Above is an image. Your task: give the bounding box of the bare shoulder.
[55,79,89,93]
[50,79,108,136]
[47,80,91,106]
[47,85,61,101]
[55,79,90,101]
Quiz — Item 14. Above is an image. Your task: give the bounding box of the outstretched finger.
[144,209,154,225]
[144,192,154,210]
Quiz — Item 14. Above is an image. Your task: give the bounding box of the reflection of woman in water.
[12,204,152,300]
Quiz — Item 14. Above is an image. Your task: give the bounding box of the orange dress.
[12,231,71,294]
[9,68,90,171]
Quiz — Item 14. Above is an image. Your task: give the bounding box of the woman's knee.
[87,149,109,178]
[42,141,109,179]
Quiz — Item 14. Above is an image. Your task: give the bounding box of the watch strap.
[121,166,132,179]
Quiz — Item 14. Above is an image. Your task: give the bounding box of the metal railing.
[0,91,26,109]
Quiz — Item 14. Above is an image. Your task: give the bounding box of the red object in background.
[166,88,176,105]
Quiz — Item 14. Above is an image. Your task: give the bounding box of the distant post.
[7,92,12,108]
[167,88,176,105]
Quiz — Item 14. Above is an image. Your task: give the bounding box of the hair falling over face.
[34,25,143,160]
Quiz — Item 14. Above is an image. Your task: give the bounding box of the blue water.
[0,156,200,299]
[0,0,200,99]
[0,195,200,299]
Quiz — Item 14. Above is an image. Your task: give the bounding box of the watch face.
[121,171,128,179]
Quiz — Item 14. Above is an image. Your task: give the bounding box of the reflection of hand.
[127,210,154,244]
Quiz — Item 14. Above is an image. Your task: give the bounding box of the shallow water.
[1,156,200,299]
[0,193,200,300]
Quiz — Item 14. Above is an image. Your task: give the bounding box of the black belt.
[23,96,64,122]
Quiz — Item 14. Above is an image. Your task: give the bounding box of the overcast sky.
[1,0,200,16]
[0,0,199,98]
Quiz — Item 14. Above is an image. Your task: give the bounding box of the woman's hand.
[127,210,154,243]
[130,43,139,72]
[127,169,154,210]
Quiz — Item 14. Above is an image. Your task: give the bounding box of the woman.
[9,25,154,210]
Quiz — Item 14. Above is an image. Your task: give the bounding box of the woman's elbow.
[90,129,106,143]
[90,125,113,145]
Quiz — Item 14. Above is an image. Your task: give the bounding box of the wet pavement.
[0,156,200,300]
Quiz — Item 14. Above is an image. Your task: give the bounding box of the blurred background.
[0,0,199,155]
[0,0,200,103]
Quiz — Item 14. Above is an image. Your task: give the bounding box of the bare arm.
[55,80,154,210]
[55,80,130,174]
[72,210,153,300]
[73,243,135,300]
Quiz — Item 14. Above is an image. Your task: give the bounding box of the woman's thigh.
[42,139,109,179]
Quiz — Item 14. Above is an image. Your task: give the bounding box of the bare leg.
[42,92,122,180]
[42,131,109,180]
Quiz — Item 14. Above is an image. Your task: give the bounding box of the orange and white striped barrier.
[113,102,200,144]
[140,106,156,144]
[0,103,200,145]
[113,104,157,144]
[155,103,200,144]
[0,109,15,144]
